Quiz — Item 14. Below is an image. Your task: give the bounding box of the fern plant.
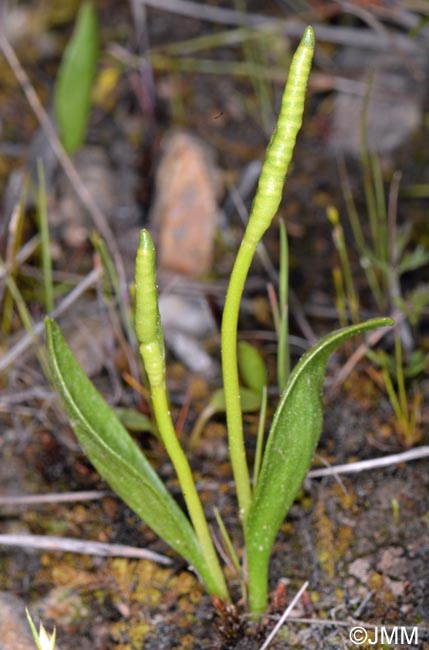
[45,27,392,614]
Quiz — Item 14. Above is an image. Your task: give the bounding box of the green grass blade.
[37,160,54,313]
[26,609,56,650]
[54,1,99,154]
[277,218,289,391]
[1,259,51,379]
[45,318,219,593]
[246,317,393,613]
[252,385,267,489]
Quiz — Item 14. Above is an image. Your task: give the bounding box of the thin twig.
[0,268,100,373]
[0,491,109,506]
[0,236,40,281]
[308,446,429,479]
[327,316,396,393]
[200,445,429,491]
[0,533,173,565]
[259,581,309,650]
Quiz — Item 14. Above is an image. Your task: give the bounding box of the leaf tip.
[302,25,315,48]
[139,228,155,252]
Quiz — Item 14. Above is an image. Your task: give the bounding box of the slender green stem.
[395,334,408,420]
[371,152,388,264]
[135,230,228,601]
[381,364,402,423]
[338,153,384,309]
[335,230,359,322]
[278,219,289,391]
[253,385,267,489]
[327,206,359,322]
[213,507,242,577]
[221,26,315,524]
[221,237,256,520]
[1,257,51,379]
[148,379,229,600]
[214,506,247,603]
[37,160,54,314]
[91,232,137,362]
[360,72,381,261]
[332,267,348,327]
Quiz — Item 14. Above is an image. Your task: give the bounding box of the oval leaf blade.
[246,317,393,612]
[45,318,216,587]
[210,386,262,414]
[54,1,99,154]
[238,341,268,393]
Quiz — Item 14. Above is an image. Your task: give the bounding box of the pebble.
[330,50,424,156]
[0,592,41,650]
[150,131,221,277]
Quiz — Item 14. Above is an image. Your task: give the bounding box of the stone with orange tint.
[150,131,221,277]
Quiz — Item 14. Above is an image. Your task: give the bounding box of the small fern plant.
[45,27,392,614]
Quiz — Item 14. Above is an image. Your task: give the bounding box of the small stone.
[348,557,372,583]
[377,547,408,579]
[150,131,221,277]
[0,592,42,650]
[329,50,423,156]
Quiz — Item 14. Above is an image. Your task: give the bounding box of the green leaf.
[246,317,393,613]
[238,341,268,393]
[45,318,214,585]
[54,1,99,154]
[114,407,154,434]
[211,386,262,414]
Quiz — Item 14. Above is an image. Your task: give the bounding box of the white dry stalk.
[259,581,309,650]
[0,534,172,565]
[307,446,429,479]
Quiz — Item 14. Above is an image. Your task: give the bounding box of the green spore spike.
[221,26,315,523]
[135,229,229,601]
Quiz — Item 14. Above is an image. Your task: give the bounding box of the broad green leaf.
[188,386,261,449]
[114,407,154,434]
[246,317,393,612]
[45,318,217,590]
[238,341,267,393]
[211,386,262,414]
[54,1,99,154]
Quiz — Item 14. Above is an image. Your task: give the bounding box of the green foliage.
[245,318,391,612]
[45,26,393,614]
[238,341,267,393]
[221,26,316,525]
[45,318,222,595]
[54,1,99,154]
[114,407,154,434]
[211,386,262,413]
[26,609,56,650]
